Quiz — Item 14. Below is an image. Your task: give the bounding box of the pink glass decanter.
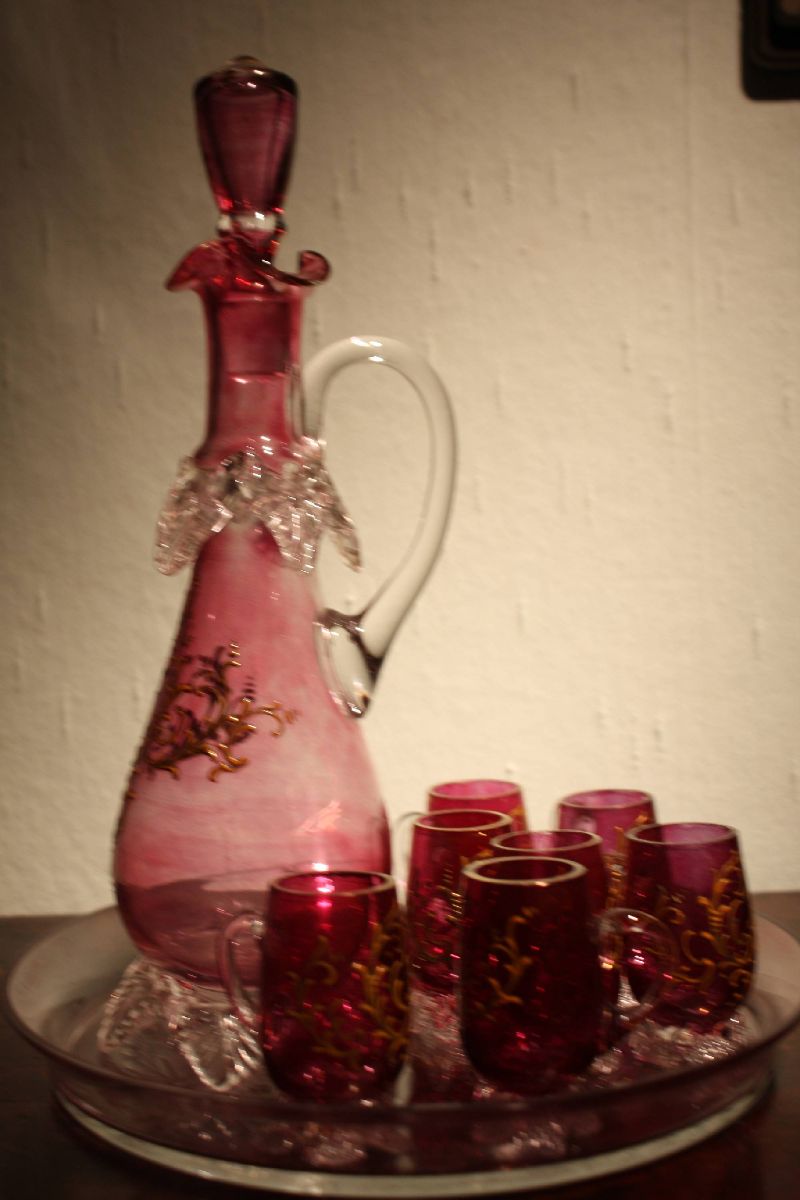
[112,57,455,991]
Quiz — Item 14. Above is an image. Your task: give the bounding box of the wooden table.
[1,894,798,1199]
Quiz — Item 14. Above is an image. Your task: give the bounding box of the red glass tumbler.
[557,788,657,904]
[624,822,755,1031]
[459,856,673,1095]
[219,870,408,1100]
[556,789,656,854]
[428,779,527,832]
[490,829,608,913]
[407,809,513,992]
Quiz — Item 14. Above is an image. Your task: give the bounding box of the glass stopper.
[194,55,297,242]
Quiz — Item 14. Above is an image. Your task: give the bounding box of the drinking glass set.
[219,782,756,1103]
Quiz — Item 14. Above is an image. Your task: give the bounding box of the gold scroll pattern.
[283,905,409,1070]
[606,812,653,906]
[133,640,296,787]
[653,851,754,1001]
[471,906,538,1019]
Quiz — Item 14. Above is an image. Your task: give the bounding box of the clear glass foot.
[97,956,272,1094]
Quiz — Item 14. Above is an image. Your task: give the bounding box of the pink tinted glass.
[260,871,408,1100]
[556,789,656,855]
[428,779,527,832]
[113,60,390,983]
[194,56,297,223]
[407,809,513,993]
[490,829,607,913]
[624,822,755,1031]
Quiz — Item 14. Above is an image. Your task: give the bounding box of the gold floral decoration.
[654,851,754,1000]
[607,812,652,905]
[474,906,538,1017]
[135,640,296,785]
[353,904,409,1065]
[285,905,409,1069]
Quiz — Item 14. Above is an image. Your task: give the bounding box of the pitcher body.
[112,56,454,985]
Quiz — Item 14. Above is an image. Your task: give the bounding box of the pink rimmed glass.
[219,870,408,1101]
[407,809,513,992]
[556,788,657,903]
[556,789,656,854]
[490,829,608,913]
[624,822,755,1031]
[428,779,527,832]
[459,856,673,1095]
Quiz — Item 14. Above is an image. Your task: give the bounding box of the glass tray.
[7,907,800,1196]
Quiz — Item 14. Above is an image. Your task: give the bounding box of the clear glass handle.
[303,336,456,717]
[595,907,677,1047]
[218,911,264,1035]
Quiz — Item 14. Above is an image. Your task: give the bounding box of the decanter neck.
[168,55,331,469]
[196,279,303,467]
[167,234,328,469]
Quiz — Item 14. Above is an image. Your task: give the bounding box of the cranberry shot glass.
[459,855,672,1094]
[624,822,755,1031]
[490,828,608,913]
[557,788,657,903]
[219,870,408,1100]
[428,779,527,832]
[406,808,512,992]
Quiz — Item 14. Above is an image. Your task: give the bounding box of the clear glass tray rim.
[58,1083,770,1198]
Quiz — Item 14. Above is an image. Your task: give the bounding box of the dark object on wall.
[742,0,800,98]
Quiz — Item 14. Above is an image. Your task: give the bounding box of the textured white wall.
[1,0,799,912]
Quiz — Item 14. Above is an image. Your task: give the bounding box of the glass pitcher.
[112,57,455,985]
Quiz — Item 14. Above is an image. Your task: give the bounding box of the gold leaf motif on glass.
[284,905,408,1068]
[475,906,538,1018]
[608,813,651,905]
[654,851,754,1001]
[132,640,297,788]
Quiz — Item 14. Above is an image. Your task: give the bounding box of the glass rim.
[625,821,738,848]
[270,870,396,899]
[462,854,586,886]
[428,779,522,801]
[491,828,602,853]
[414,808,514,834]
[558,789,653,811]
